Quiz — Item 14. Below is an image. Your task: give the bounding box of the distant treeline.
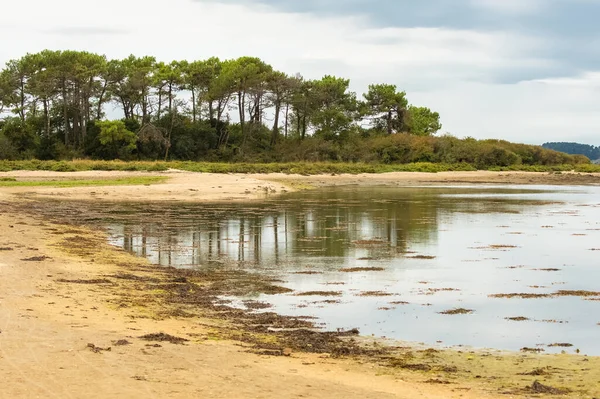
[542,142,600,160]
[0,50,592,169]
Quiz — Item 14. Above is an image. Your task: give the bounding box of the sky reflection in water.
[103,185,600,354]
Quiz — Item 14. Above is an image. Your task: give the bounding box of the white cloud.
[0,0,598,144]
[534,72,600,87]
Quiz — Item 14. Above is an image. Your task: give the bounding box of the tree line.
[0,50,591,169]
[0,50,440,161]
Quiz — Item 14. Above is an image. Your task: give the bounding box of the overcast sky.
[1,0,599,144]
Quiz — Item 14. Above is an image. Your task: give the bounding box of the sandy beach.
[0,169,599,203]
[1,170,599,398]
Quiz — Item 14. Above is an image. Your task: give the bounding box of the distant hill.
[542,142,600,161]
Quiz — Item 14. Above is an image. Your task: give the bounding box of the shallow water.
[99,185,600,354]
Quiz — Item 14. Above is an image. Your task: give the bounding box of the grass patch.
[1,159,600,174]
[0,176,168,187]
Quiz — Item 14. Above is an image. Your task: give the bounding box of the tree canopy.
[0,50,590,169]
[0,50,444,160]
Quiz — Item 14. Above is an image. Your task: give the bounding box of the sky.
[1,0,599,144]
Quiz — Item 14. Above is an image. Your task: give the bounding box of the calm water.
[99,185,600,354]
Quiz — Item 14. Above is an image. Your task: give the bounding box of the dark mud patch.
[525,380,571,395]
[471,244,519,250]
[406,255,436,260]
[439,308,474,315]
[296,291,342,297]
[87,343,111,353]
[423,379,451,385]
[107,273,160,283]
[489,293,551,299]
[314,299,342,305]
[554,290,600,298]
[505,316,530,321]
[57,278,114,285]
[357,291,394,297]
[397,363,432,371]
[339,267,385,273]
[390,301,410,305]
[521,347,545,353]
[387,357,459,374]
[273,328,379,358]
[518,367,552,376]
[139,333,189,345]
[158,308,196,318]
[21,255,51,262]
[533,268,561,272]
[243,300,273,310]
[240,312,315,331]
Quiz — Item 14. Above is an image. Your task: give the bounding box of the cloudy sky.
[1,0,599,144]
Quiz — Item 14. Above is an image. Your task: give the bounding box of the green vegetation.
[0,50,594,171]
[0,159,598,175]
[542,142,600,161]
[0,176,167,187]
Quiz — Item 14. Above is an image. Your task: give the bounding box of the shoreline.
[0,169,599,203]
[1,172,599,398]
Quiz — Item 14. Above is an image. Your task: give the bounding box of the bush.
[0,133,19,160]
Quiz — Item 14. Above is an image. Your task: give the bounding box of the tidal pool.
[94,185,600,354]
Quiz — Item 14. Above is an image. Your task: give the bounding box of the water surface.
[98,185,600,354]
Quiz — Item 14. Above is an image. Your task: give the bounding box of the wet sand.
[1,170,599,398]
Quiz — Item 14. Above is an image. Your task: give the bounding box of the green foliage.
[0,176,167,187]
[0,132,19,160]
[406,106,442,136]
[0,49,594,174]
[0,117,39,156]
[96,120,137,159]
[0,156,595,175]
[362,84,408,134]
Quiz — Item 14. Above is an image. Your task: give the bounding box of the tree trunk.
[168,82,173,114]
[142,88,148,123]
[62,79,69,146]
[238,91,246,145]
[164,111,176,161]
[97,81,108,119]
[191,88,197,123]
[157,90,163,120]
[18,77,26,121]
[301,114,307,140]
[120,97,129,119]
[284,103,289,138]
[43,99,50,137]
[387,110,393,134]
[271,101,281,146]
